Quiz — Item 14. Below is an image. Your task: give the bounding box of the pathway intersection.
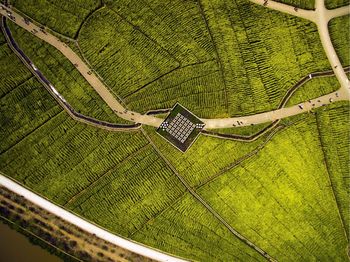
[0,1,349,129]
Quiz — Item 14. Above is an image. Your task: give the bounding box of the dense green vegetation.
[9,0,333,118]
[326,0,350,9]
[316,101,350,237]
[8,22,129,124]
[11,0,103,38]
[0,37,264,260]
[132,192,262,261]
[1,2,349,261]
[275,0,315,9]
[287,75,340,105]
[74,0,330,118]
[144,125,277,187]
[197,111,349,260]
[329,15,350,66]
[210,122,273,137]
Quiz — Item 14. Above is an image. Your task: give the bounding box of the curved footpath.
[0,16,141,131]
[0,175,187,262]
[0,2,349,129]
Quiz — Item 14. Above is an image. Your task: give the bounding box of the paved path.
[0,2,349,130]
[0,16,141,131]
[0,5,162,128]
[0,174,186,262]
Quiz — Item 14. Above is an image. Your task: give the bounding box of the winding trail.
[1,16,141,131]
[1,2,349,129]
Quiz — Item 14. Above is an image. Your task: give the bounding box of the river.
[0,221,63,262]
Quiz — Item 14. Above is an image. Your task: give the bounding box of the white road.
[0,174,187,262]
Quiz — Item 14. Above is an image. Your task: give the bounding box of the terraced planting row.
[329,15,350,66]
[144,125,276,187]
[286,75,340,105]
[0,38,267,260]
[78,7,180,99]
[8,22,128,124]
[326,0,350,9]
[0,32,32,98]
[201,0,330,116]
[132,192,263,261]
[275,0,315,9]
[316,101,350,236]
[198,113,349,261]
[104,0,216,65]
[125,60,228,118]
[11,0,102,38]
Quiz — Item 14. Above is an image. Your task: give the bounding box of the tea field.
[7,21,128,124]
[329,15,350,66]
[1,1,349,261]
[197,104,349,260]
[326,0,350,9]
[77,0,330,117]
[11,0,103,38]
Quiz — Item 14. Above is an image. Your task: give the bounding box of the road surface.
[0,174,186,262]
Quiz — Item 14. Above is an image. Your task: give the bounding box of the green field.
[0,35,265,260]
[197,106,349,260]
[9,0,333,118]
[326,0,350,9]
[11,0,103,38]
[316,102,350,237]
[329,15,350,66]
[275,0,315,9]
[286,75,340,106]
[7,21,129,124]
[74,0,330,118]
[1,1,350,261]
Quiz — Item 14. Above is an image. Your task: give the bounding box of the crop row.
[143,125,271,188]
[326,0,350,9]
[12,0,102,38]
[329,16,350,66]
[316,101,350,235]
[199,0,330,117]
[0,34,33,97]
[104,0,216,65]
[125,60,228,118]
[68,146,186,237]
[8,22,128,124]
[286,75,340,106]
[275,0,315,9]
[132,192,263,261]
[198,113,348,261]
[78,8,180,98]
